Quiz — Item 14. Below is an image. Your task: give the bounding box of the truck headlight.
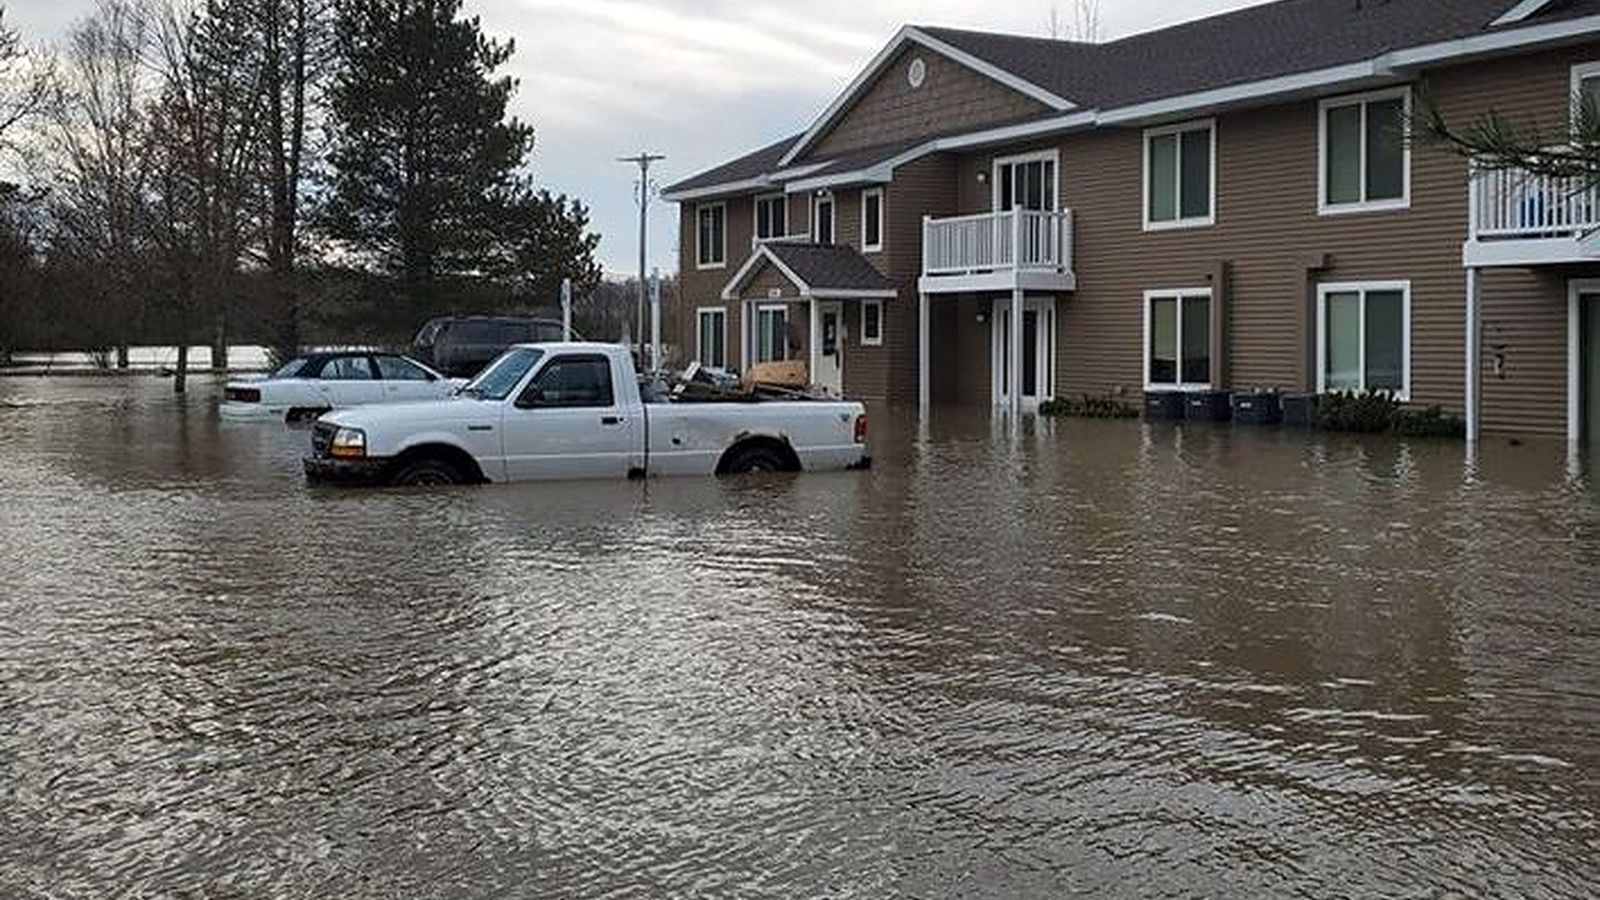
[330,427,367,458]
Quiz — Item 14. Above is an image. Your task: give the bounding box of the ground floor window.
[861,300,883,346]
[755,305,789,363]
[696,307,726,369]
[1144,289,1212,389]
[1318,281,1409,398]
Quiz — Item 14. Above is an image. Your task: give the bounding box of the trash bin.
[1282,392,1320,427]
[1231,390,1283,425]
[1184,390,1233,422]
[1143,391,1185,420]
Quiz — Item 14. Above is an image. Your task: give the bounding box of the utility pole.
[619,152,665,358]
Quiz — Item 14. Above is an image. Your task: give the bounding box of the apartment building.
[664,0,1600,442]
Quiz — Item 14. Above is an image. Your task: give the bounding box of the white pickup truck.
[303,343,870,486]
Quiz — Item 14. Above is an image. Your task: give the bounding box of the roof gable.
[777,26,1077,168]
[722,243,897,300]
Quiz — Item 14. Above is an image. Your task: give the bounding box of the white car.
[221,351,464,422]
[303,343,870,485]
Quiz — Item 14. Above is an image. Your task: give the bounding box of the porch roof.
[721,242,897,301]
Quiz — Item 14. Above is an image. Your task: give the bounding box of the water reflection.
[1,376,1598,898]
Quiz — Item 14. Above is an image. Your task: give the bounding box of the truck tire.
[390,457,464,487]
[721,444,790,474]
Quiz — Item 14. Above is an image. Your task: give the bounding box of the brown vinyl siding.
[805,46,1049,162]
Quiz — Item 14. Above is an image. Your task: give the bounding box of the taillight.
[227,387,261,403]
[853,414,868,444]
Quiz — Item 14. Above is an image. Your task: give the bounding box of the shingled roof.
[721,242,896,300]
[667,0,1600,198]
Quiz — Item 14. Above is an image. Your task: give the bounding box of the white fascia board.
[777,25,1078,169]
[1493,0,1558,26]
[662,177,770,203]
[809,288,899,299]
[1390,14,1600,68]
[1098,60,1392,126]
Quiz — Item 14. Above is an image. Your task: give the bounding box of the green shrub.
[1039,393,1141,419]
[1316,391,1465,438]
[1392,405,1467,438]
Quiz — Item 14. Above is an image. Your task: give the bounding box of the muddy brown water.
[2,375,1598,898]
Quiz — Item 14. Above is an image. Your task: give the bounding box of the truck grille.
[311,422,335,458]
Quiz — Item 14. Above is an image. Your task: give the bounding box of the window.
[1144,120,1214,229]
[375,355,433,381]
[755,305,789,362]
[1320,88,1409,213]
[1144,289,1212,390]
[526,355,614,407]
[318,356,374,380]
[1318,282,1410,398]
[1572,62,1600,126]
[696,203,726,269]
[994,151,1058,211]
[696,307,727,369]
[755,194,787,241]
[860,300,883,346]
[861,188,883,252]
[813,194,835,244]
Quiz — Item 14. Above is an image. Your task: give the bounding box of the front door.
[1584,294,1600,445]
[500,353,639,481]
[813,301,843,395]
[992,297,1056,410]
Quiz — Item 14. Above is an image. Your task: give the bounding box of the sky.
[4,0,1269,279]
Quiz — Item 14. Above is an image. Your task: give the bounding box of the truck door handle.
[601,416,623,426]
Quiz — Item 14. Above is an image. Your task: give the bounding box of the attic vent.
[907,57,927,89]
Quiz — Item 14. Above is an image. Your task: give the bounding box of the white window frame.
[860,299,884,346]
[695,202,727,270]
[754,193,788,242]
[1570,62,1600,126]
[754,304,790,363]
[696,306,728,370]
[1142,118,1217,231]
[1318,87,1412,216]
[812,193,836,244]
[1142,288,1215,392]
[1315,280,1412,401]
[991,149,1060,211]
[861,188,884,253]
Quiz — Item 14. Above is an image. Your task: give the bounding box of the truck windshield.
[461,347,544,400]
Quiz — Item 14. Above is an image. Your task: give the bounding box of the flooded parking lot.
[2,374,1599,898]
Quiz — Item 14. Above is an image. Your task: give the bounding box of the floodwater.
[2,375,1599,899]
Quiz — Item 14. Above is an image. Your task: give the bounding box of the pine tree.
[322,0,534,295]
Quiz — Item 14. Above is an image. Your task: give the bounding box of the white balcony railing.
[922,208,1074,278]
[1470,165,1600,241]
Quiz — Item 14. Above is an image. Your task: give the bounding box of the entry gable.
[779,26,1076,168]
[722,243,897,301]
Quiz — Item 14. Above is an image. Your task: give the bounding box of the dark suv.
[411,315,580,378]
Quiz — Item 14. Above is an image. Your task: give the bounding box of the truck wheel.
[390,457,463,487]
[722,444,788,474]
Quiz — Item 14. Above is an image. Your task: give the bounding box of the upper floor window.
[1317,281,1410,400]
[814,194,836,244]
[861,188,883,252]
[696,203,726,269]
[1144,289,1212,391]
[860,299,883,346]
[1320,88,1409,214]
[1571,62,1600,125]
[755,194,787,241]
[995,150,1057,211]
[1144,120,1215,230]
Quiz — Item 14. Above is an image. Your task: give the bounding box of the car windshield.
[460,347,544,400]
[272,357,308,378]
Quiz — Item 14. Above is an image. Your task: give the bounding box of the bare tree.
[0,3,56,151]
[47,0,156,366]
[1047,0,1103,42]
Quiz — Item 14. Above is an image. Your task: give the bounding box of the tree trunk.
[211,321,228,371]
[173,343,188,394]
[116,344,130,368]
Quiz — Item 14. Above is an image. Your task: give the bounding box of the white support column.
[1465,267,1481,443]
[918,291,930,412]
[1010,288,1024,415]
[808,296,820,387]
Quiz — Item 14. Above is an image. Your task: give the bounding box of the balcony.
[919,208,1076,294]
[1464,165,1600,267]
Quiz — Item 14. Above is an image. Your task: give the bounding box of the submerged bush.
[1317,391,1464,438]
[1039,394,1141,419]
